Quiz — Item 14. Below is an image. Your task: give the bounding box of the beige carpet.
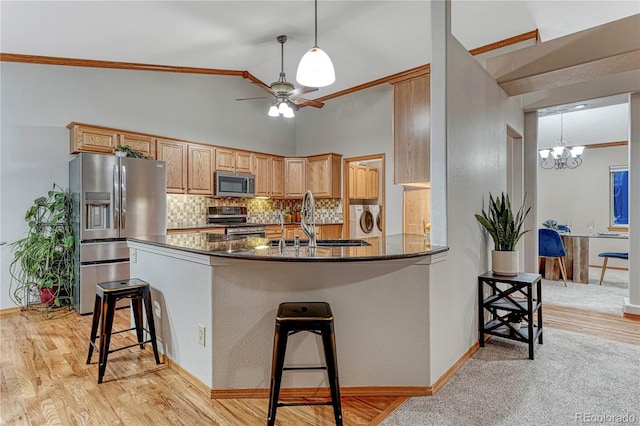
[541,267,628,315]
[382,328,640,426]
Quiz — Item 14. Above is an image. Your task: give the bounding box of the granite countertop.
[129,233,447,262]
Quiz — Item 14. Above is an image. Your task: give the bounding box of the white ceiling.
[2,1,638,105]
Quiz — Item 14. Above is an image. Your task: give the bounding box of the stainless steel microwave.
[214,171,255,198]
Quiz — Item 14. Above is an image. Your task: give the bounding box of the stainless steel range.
[207,206,266,237]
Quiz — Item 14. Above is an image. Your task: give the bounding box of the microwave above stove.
[214,171,255,198]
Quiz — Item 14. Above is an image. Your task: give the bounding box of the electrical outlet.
[130,248,137,263]
[198,324,206,346]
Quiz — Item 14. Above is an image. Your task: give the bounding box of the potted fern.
[9,184,75,311]
[114,144,147,158]
[475,192,531,276]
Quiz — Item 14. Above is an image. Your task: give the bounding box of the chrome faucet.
[300,190,317,248]
[277,211,286,254]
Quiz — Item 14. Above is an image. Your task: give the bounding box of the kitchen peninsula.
[128,233,448,397]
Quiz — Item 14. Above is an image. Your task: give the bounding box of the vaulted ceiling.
[1,1,638,108]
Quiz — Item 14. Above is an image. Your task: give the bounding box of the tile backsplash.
[166,195,343,228]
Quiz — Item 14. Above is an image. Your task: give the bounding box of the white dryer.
[350,205,375,238]
[369,205,383,236]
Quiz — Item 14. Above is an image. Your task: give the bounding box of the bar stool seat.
[87,278,161,383]
[267,302,343,426]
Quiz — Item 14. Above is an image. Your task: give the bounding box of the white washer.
[350,205,375,238]
[369,205,383,236]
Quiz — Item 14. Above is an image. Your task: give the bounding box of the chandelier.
[538,113,585,170]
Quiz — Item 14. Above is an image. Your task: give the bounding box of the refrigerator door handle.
[121,165,127,229]
[113,164,120,230]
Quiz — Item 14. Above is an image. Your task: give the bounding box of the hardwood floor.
[1,304,637,425]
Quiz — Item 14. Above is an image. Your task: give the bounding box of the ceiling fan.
[236,35,323,115]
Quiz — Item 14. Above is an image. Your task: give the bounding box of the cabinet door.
[235,151,254,174]
[119,133,156,158]
[69,124,117,154]
[319,224,343,239]
[188,144,215,195]
[254,154,272,197]
[215,148,236,171]
[366,167,379,199]
[393,74,430,184]
[348,164,355,198]
[271,156,285,198]
[307,154,342,198]
[285,158,307,198]
[355,165,368,199]
[157,139,188,193]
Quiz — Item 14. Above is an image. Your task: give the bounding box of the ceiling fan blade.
[236,96,271,101]
[290,96,324,109]
[251,80,276,96]
[288,86,318,97]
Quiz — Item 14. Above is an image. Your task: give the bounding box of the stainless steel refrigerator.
[69,153,166,314]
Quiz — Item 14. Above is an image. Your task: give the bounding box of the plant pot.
[492,250,519,276]
[115,151,127,157]
[39,286,59,306]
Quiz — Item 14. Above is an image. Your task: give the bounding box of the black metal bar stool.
[267,302,342,426]
[87,278,161,383]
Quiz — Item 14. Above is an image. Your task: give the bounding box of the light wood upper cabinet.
[349,164,378,199]
[284,158,307,198]
[215,148,236,171]
[68,124,118,154]
[235,151,254,173]
[215,148,254,173]
[156,139,188,194]
[119,133,156,158]
[254,154,285,198]
[254,154,272,197]
[271,156,285,198]
[366,167,379,199]
[188,144,215,195]
[393,74,430,184]
[307,153,342,198]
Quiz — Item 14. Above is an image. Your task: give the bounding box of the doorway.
[343,154,385,238]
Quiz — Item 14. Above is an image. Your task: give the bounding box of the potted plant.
[114,144,147,158]
[475,192,531,276]
[9,184,75,312]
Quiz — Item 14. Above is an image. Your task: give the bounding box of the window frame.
[609,165,628,230]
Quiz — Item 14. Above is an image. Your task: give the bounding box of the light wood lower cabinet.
[266,224,343,240]
[156,139,188,194]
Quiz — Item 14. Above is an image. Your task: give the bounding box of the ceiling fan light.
[278,101,289,114]
[296,47,335,88]
[283,107,295,118]
[268,105,279,117]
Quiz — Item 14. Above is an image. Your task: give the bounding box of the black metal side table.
[478,271,543,360]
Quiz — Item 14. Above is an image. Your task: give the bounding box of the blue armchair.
[538,228,568,286]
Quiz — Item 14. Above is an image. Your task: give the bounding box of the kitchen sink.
[268,239,371,247]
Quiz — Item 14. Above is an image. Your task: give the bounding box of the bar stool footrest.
[278,401,334,407]
[283,366,327,371]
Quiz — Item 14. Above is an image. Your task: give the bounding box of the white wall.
[538,104,629,148]
[0,62,296,309]
[295,84,404,234]
[538,145,629,267]
[428,4,525,382]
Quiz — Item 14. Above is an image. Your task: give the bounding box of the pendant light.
[296,0,335,88]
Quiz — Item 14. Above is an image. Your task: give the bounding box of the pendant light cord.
[314,0,318,48]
